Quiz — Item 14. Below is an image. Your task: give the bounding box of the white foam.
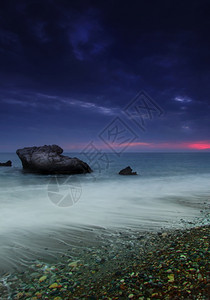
[0,168,209,273]
[0,173,209,235]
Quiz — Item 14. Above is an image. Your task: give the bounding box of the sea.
[0,152,210,273]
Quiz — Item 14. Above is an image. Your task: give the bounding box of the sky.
[0,0,210,152]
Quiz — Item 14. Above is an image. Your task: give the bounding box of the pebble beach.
[0,211,209,300]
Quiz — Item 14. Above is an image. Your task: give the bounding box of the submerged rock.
[0,160,12,167]
[16,145,92,174]
[119,166,137,175]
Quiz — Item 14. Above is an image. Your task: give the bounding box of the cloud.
[182,125,191,131]
[1,90,119,116]
[1,98,37,107]
[0,29,21,54]
[68,11,110,61]
[174,96,192,103]
[31,21,50,43]
[59,97,119,116]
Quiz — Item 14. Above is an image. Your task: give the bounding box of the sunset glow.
[188,143,210,150]
[109,141,210,151]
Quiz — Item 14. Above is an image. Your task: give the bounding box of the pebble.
[49,282,59,289]
[167,274,175,282]
[39,275,47,282]
[68,261,79,268]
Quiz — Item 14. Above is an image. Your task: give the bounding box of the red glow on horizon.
[62,140,210,152]
[188,142,210,150]
[110,141,210,151]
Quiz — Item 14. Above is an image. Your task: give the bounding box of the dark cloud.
[0,0,209,150]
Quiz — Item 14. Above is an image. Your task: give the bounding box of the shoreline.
[0,214,209,299]
[0,202,209,275]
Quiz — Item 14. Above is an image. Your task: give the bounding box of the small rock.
[68,261,79,268]
[119,166,137,175]
[39,275,47,282]
[166,269,172,273]
[49,283,58,289]
[0,160,12,167]
[168,274,175,282]
[115,271,121,276]
[35,292,42,299]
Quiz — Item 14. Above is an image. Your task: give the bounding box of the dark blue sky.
[0,0,210,152]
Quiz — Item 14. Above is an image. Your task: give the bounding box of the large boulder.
[119,166,137,175]
[16,145,92,174]
[0,160,12,167]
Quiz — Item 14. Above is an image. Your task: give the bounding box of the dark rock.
[137,235,144,240]
[0,160,12,167]
[16,145,92,174]
[119,166,137,175]
[115,270,122,276]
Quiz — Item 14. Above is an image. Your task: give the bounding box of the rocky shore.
[0,216,209,299]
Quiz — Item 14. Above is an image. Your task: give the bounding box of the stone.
[49,282,59,289]
[16,145,92,174]
[68,261,79,268]
[119,166,137,175]
[39,275,47,282]
[0,160,12,167]
[168,274,175,282]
